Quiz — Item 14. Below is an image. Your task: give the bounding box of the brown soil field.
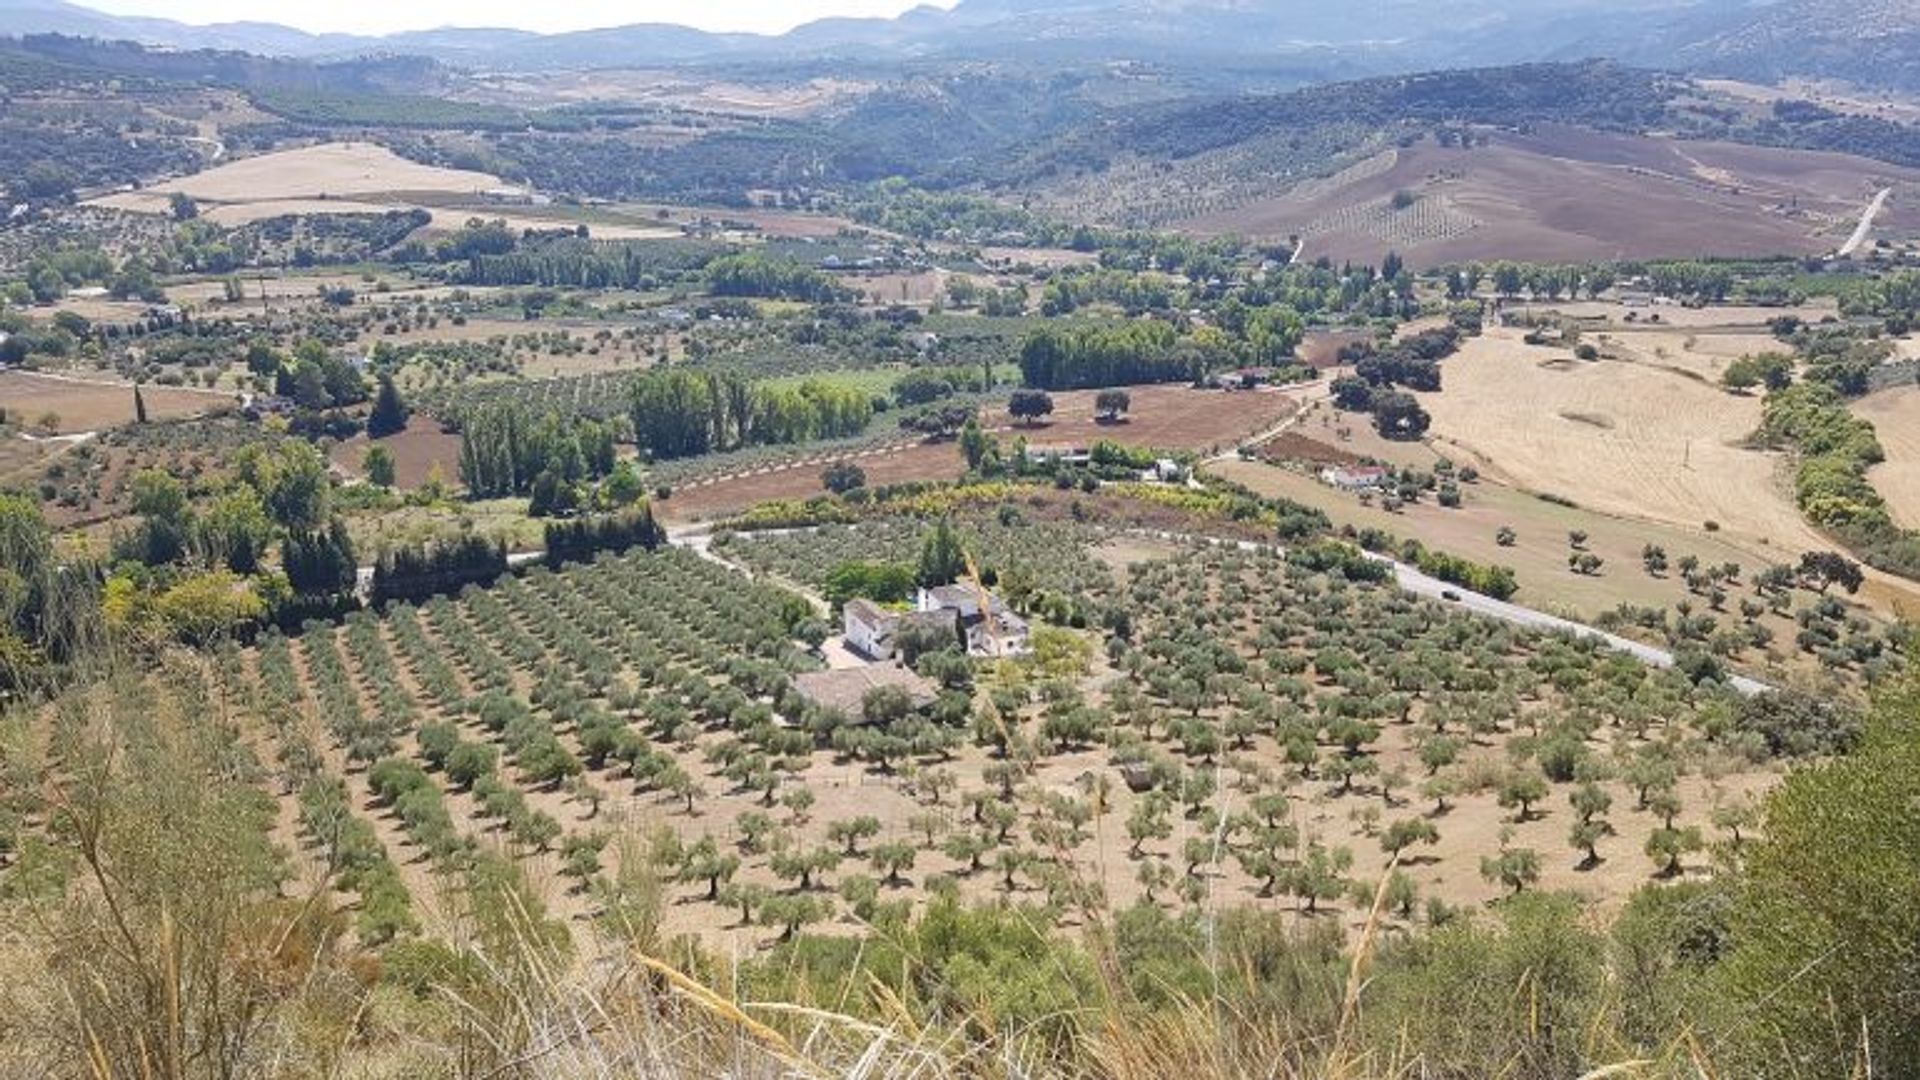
[612,707,1780,948]
[0,371,226,433]
[659,385,1305,523]
[660,441,963,522]
[330,416,464,490]
[1175,128,1920,267]
[1853,385,1920,530]
[1256,429,1363,467]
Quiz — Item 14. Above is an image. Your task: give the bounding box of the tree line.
[456,402,620,501]
[1018,321,1206,390]
[628,370,873,461]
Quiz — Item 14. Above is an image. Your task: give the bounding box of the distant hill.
[8,0,1920,91]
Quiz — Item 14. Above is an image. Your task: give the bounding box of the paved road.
[1839,187,1892,258]
[1105,528,1773,697]
[1377,554,1770,696]
[445,522,1774,697]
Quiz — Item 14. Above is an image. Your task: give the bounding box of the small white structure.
[1320,465,1390,491]
[1142,458,1186,483]
[1023,445,1091,467]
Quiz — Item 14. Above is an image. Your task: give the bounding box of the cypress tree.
[367,374,409,438]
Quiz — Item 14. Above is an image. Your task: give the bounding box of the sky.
[73,0,959,36]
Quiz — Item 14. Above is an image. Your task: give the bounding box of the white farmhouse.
[1319,464,1391,491]
[843,599,897,660]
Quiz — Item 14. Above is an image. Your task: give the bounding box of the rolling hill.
[6,0,1920,92]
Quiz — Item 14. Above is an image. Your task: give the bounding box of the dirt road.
[1839,187,1891,257]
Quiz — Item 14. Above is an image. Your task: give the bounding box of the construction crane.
[962,546,999,657]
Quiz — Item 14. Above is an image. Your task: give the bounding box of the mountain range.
[3,0,1919,90]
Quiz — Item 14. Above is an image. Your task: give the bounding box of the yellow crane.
[962,546,999,657]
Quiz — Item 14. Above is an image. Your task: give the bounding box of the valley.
[2,3,1919,1076]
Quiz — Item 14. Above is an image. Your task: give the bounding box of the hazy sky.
[74,0,958,35]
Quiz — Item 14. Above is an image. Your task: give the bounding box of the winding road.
[674,522,1775,697]
[347,521,1774,695]
[1380,556,1770,696]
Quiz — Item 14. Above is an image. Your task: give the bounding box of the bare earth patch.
[330,416,464,490]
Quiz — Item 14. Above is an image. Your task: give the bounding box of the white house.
[844,599,965,661]
[1320,465,1390,491]
[843,598,897,660]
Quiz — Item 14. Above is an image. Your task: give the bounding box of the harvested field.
[133,142,499,202]
[1853,385,1920,530]
[1421,329,1819,549]
[1594,329,1788,383]
[1174,128,1920,266]
[978,246,1101,269]
[844,270,951,306]
[167,273,452,308]
[1212,455,1789,614]
[0,371,225,433]
[1533,299,1839,329]
[44,295,156,323]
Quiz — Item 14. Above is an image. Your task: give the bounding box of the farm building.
[1320,464,1391,491]
[1023,445,1091,466]
[842,581,1028,659]
[791,665,938,722]
[1141,458,1187,483]
[843,599,895,660]
[917,582,1030,657]
[843,600,963,661]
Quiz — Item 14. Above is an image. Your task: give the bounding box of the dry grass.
[1422,328,1821,552]
[118,141,501,203]
[0,371,226,433]
[1851,385,1920,530]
